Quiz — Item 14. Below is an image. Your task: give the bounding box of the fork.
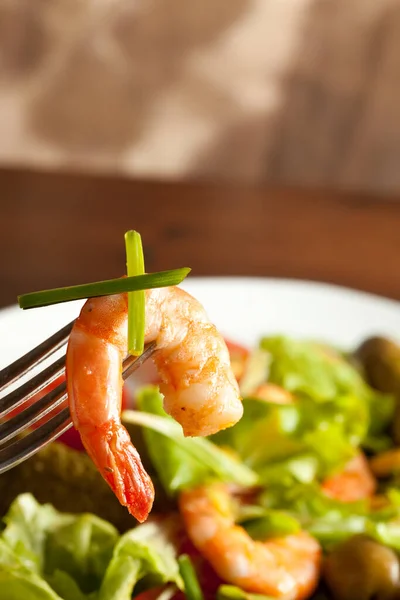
[0,320,156,475]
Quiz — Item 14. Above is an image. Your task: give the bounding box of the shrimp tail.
[81,421,154,523]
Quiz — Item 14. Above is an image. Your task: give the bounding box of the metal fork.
[0,320,156,475]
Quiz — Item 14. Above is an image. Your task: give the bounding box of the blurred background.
[1,0,400,192]
[0,0,399,306]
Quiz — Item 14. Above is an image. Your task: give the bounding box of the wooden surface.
[1,1,400,194]
[0,167,399,308]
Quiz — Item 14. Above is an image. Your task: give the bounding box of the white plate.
[0,277,399,369]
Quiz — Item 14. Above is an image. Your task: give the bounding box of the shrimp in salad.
[321,452,376,503]
[179,483,321,600]
[66,287,243,522]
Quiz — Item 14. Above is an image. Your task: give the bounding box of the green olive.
[324,534,400,600]
[354,337,400,394]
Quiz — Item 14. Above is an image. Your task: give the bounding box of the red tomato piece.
[224,339,250,383]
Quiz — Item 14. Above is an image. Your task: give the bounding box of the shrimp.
[179,484,321,600]
[321,452,376,502]
[66,287,243,522]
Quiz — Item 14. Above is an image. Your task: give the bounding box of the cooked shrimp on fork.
[66,286,243,522]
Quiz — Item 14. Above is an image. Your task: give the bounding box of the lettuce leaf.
[46,571,90,600]
[212,394,365,482]
[0,539,65,600]
[1,493,118,596]
[213,336,394,483]
[260,482,400,551]
[123,386,257,495]
[240,511,300,540]
[45,513,118,593]
[260,337,358,400]
[0,494,182,600]
[260,336,395,437]
[98,520,182,600]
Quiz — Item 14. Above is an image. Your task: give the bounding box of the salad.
[1,333,400,600]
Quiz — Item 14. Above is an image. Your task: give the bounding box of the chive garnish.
[125,230,145,356]
[18,268,191,309]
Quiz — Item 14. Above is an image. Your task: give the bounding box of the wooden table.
[0,166,399,308]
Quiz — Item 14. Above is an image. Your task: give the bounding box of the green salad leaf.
[260,336,395,438]
[122,386,257,495]
[46,571,89,600]
[259,337,355,400]
[45,514,118,593]
[260,482,400,551]
[0,538,64,600]
[98,520,182,600]
[213,336,395,482]
[240,510,300,540]
[0,494,182,600]
[2,492,74,574]
[212,395,365,482]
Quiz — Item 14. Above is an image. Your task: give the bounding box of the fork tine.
[0,382,67,446]
[0,355,65,419]
[122,341,157,380]
[0,340,156,420]
[0,320,74,392]
[0,407,72,474]
[0,341,158,473]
